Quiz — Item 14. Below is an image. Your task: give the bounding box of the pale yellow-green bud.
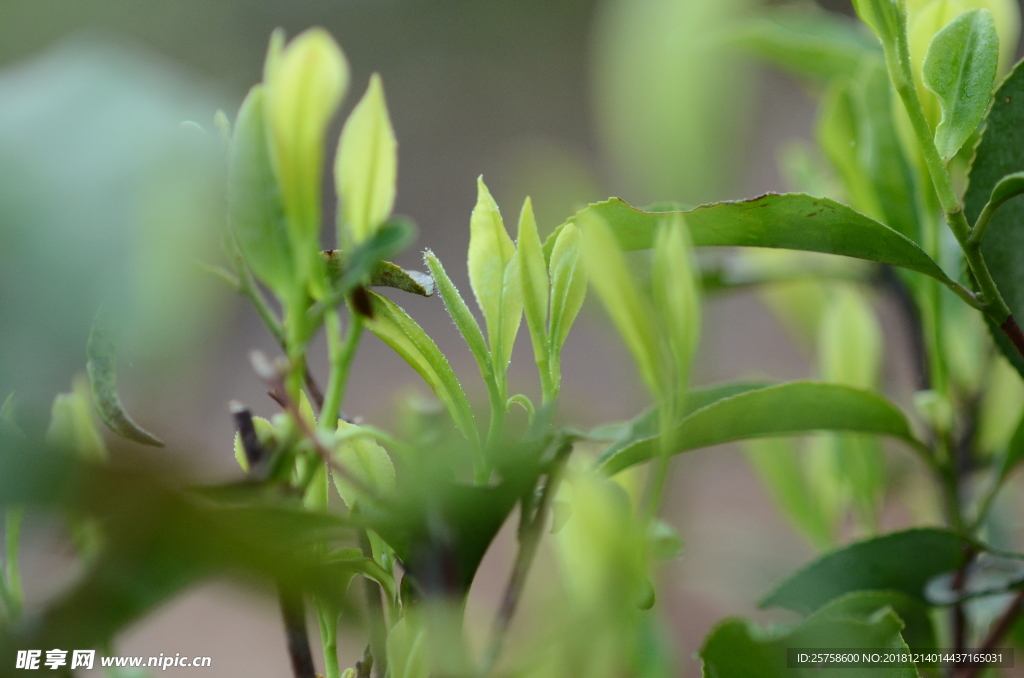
[262,27,350,286]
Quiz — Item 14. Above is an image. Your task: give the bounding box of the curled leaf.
[86,321,163,447]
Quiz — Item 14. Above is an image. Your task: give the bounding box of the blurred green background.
[5,0,1021,676]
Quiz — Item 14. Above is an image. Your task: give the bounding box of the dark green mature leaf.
[322,217,429,297]
[761,528,972,614]
[734,8,881,82]
[564,196,953,289]
[86,320,163,447]
[965,58,1024,376]
[598,382,922,475]
[923,9,999,162]
[701,592,921,677]
[0,443,359,655]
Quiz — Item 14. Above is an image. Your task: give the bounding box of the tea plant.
[5,1,1024,675]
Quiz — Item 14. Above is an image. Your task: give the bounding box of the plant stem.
[279,586,317,678]
[317,602,341,678]
[953,589,1024,678]
[4,508,23,622]
[322,309,364,431]
[359,530,389,678]
[481,440,572,674]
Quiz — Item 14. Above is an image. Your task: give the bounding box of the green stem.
[1,508,23,622]
[359,530,388,678]
[322,310,364,431]
[883,18,1012,325]
[317,602,341,678]
[237,255,286,346]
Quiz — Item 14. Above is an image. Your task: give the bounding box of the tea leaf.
[423,250,494,388]
[336,74,398,245]
[517,198,549,364]
[598,381,921,474]
[923,9,999,161]
[701,592,926,677]
[363,291,478,443]
[852,0,906,48]
[579,211,661,397]
[547,222,587,353]
[332,420,396,509]
[565,195,954,288]
[735,8,881,82]
[964,58,1024,375]
[468,178,518,363]
[45,376,107,463]
[86,321,163,447]
[651,217,700,399]
[761,528,973,613]
[263,28,349,282]
[228,85,292,298]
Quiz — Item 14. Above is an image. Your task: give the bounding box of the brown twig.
[953,588,1024,678]
[279,586,317,678]
[480,441,573,674]
[1000,316,1024,361]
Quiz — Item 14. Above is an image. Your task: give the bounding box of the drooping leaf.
[701,592,921,677]
[227,85,292,298]
[423,250,494,388]
[547,222,587,354]
[760,528,973,614]
[578,210,661,397]
[964,58,1024,375]
[321,218,431,298]
[734,8,882,82]
[336,73,398,245]
[86,320,163,447]
[598,381,922,475]
[363,291,478,443]
[565,196,954,290]
[923,8,1000,161]
[517,197,549,365]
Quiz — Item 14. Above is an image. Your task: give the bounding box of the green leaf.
[647,518,684,560]
[734,8,882,82]
[817,60,921,242]
[923,9,999,162]
[86,320,163,447]
[331,420,396,509]
[387,616,429,678]
[0,447,360,655]
[568,196,954,290]
[760,528,973,614]
[423,250,494,389]
[701,592,921,677]
[468,178,519,372]
[578,210,661,397]
[964,58,1024,376]
[852,0,906,48]
[321,218,432,298]
[45,375,107,463]
[598,381,922,475]
[651,216,700,399]
[335,73,398,245]
[228,85,292,298]
[547,222,587,354]
[517,197,549,365]
[745,438,834,551]
[263,28,349,284]
[363,291,478,443]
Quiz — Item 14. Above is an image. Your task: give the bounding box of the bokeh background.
[3,0,1023,675]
